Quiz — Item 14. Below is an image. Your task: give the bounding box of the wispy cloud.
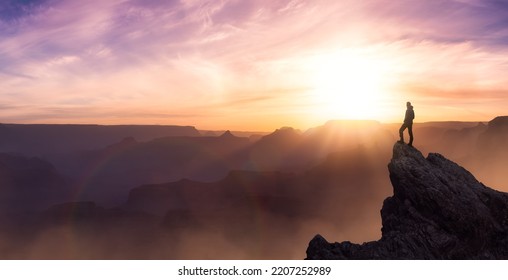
[0,0,507,129]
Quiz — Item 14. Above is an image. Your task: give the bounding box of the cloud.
[0,0,508,128]
[362,0,508,49]
[0,0,53,23]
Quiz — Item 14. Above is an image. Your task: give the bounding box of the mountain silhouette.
[247,127,305,171]
[53,122,396,206]
[306,142,508,259]
[438,122,486,158]
[463,116,508,190]
[0,153,67,212]
[0,124,200,156]
[477,116,508,155]
[247,121,394,172]
[55,134,251,206]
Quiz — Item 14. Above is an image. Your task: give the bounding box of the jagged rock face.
[306,142,508,259]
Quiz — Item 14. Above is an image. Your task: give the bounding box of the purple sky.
[1,0,508,130]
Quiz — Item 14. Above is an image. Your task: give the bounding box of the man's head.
[406,101,411,107]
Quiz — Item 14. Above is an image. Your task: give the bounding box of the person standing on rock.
[399,101,415,146]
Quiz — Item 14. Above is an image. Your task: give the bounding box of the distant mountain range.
[0,117,507,259]
[0,124,200,155]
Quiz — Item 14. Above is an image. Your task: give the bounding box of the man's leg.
[408,123,414,146]
[399,124,407,142]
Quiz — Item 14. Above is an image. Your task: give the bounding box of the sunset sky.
[1,0,508,130]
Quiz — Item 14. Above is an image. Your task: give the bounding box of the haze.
[1,0,508,130]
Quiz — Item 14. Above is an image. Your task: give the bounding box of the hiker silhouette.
[399,101,414,146]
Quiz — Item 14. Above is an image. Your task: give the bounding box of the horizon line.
[0,118,499,132]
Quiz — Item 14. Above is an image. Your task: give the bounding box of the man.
[399,101,415,146]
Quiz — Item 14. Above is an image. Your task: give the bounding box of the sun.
[309,50,388,120]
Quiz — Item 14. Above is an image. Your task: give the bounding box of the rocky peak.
[306,142,508,259]
[255,127,302,146]
[219,130,235,139]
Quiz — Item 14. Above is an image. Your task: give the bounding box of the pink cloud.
[0,0,508,129]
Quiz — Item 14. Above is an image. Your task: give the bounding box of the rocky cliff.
[306,142,508,259]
